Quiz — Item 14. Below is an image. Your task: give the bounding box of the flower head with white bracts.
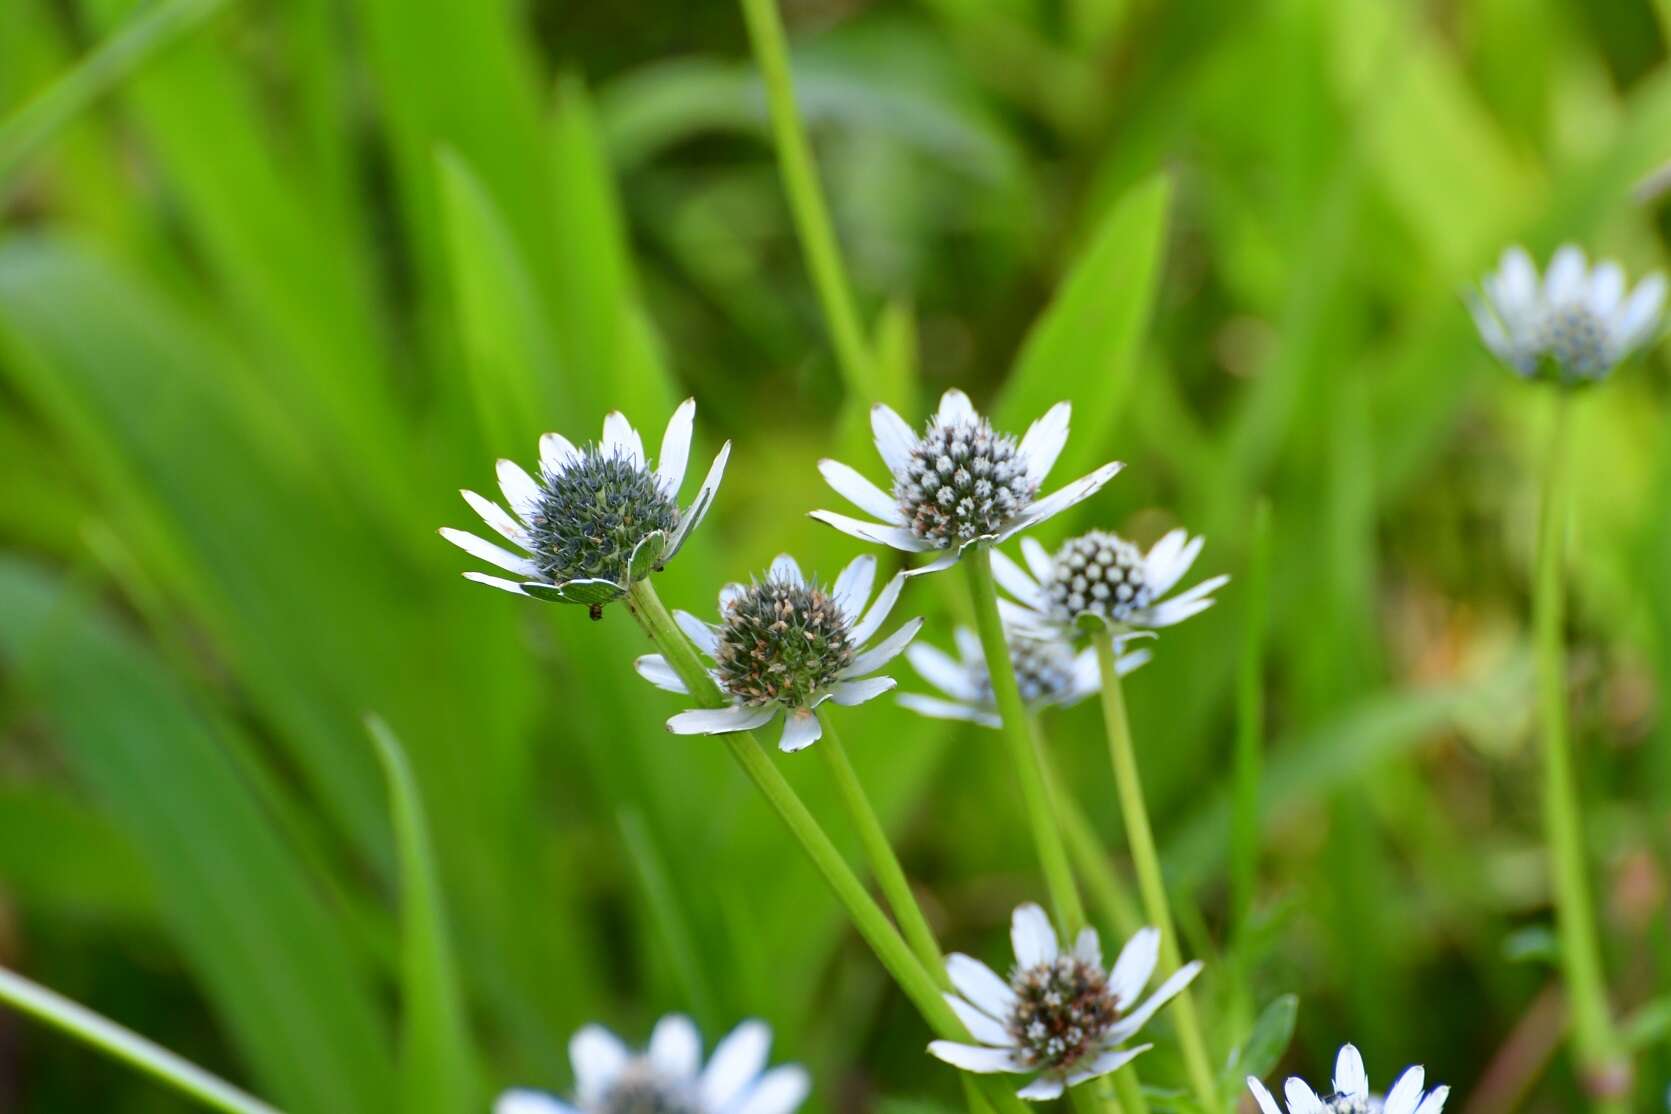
[497,1014,808,1114]
[442,400,730,618]
[636,554,922,752]
[1469,244,1665,385]
[1247,1044,1449,1114]
[993,530,1228,641]
[898,627,1151,729]
[811,389,1123,578]
[928,903,1202,1101]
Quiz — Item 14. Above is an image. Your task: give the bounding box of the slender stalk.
[961,547,1086,933]
[1231,499,1272,942]
[1092,632,1221,1114]
[623,580,1034,1114]
[737,0,876,394]
[816,708,949,986]
[0,967,280,1114]
[1034,715,1142,938]
[1534,395,1628,1111]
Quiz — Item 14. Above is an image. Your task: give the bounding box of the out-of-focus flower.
[1246,1043,1449,1114]
[994,531,1227,640]
[898,627,1149,728]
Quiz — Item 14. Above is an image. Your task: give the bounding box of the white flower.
[1247,1044,1449,1114]
[636,554,921,752]
[898,627,1150,728]
[993,531,1227,640]
[497,1014,808,1114]
[1469,244,1665,383]
[442,400,730,616]
[811,389,1123,577]
[928,903,1202,1101]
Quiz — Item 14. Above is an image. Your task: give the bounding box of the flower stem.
[961,547,1087,934]
[624,580,1034,1114]
[0,967,280,1114]
[737,0,876,395]
[816,708,950,987]
[1534,395,1628,1110]
[1091,631,1220,1114]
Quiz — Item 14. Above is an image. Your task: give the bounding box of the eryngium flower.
[442,400,729,616]
[1247,1044,1449,1114]
[497,1014,808,1114]
[636,554,921,752]
[928,903,1202,1100]
[995,531,1227,640]
[898,627,1150,728]
[811,389,1122,577]
[1469,244,1665,384]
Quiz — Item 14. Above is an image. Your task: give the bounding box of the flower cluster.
[1247,1044,1449,1114]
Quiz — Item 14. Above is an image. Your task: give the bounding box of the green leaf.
[1501,925,1559,966]
[367,716,479,1114]
[1225,993,1298,1085]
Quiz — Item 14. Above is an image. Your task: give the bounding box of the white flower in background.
[928,903,1202,1101]
[994,531,1227,640]
[442,400,730,617]
[1469,244,1665,383]
[1247,1044,1449,1114]
[811,389,1122,577]
[636,554,921,752]
[497,1014,808,1114]
[898,627,1150,728]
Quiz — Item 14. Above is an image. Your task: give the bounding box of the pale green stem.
[816,708,949,987]
[623,580,1034,1114]
[1535,396,1629,1111]
[0,967,280,1114]
[737,0,876,394]
[1092,632,1220,1114]
[1032,713,1142,938]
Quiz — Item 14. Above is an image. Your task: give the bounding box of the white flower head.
[928,903,1202,1101]
[995,530,1227,641]
[442,400,730,617]
[1247,1044,1449,1114]
[811,389,1123,577]
[898,627,1150,729]
[1469,244,1665,384]
[497,1014,808,1114]
[637,554,921,752]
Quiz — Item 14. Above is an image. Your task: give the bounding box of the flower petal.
[871,404,919,476]
[809,510,934,553]
[1381,1067,1426,1114]
[1010,902,1058,968]
[945,953,1016,1018]
[1108,927,1160,1008]
[769,554,804,587]
[1545,243,1586,305]
[991,548,1047,610]
[1334,1044,1368,1100]
[657,399,696,495]
[1065,1044,1149,1087]
[635,654,689,694]
[1246,1078,1283,1114]
[539,432,580,477]
[462,572,530,597]
[667,705,777,736]
[1020,537,1054,581]
[1143,574,1229,628]
[1413,1086,1451,1114]
[944,993,1015,1046]
[828,676,895,706]
[701,1021,772,1111]
[669,441,732,559]
[904,549,963,578]
[1018,402,1070,487]
[935,388,976,425]
[1014,1076,1064,1101]
[1145,531,1202,598]
[819,459,904,524]
[1105,960,1203,1043]
[675,610,720,656]
[906,643,981,701]
[831,554,878,624]
[1001,461,1123,539]
[495,1089,577,1114]
[1283,1078,1327,1114]
[778,710,823,752]
[926,1042,1024,1074]
[462,489,531,548]
[1073,926,1102,968]
[650,1014,702,1079]
[1589,261,1624,318]
[1614,272,1667,352]
[570,1025,630,1105]
[734,1065,810,1114]
[849,572,905,646]
[440,528,540,577]
[843,617,924,678]
[497,459,543,521]
[1495,246,1538,320]
[602,411,645,466]
[898,693,1000,728]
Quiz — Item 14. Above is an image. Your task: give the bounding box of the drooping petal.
[990,548,1047,610]
[1245,1078,1283,1114]
[944,994,1016,1046]
[828,677,895,706]
[1065,1044,1149,1087]
[649,1014,702,1079]
[462,489,532,548]
[778,711,823,753]
[1010,903,1058,968]
[539,432,580,477]
[925,1042,1024,1074]
[462,572,530,597]
[849,572,905,646]
[701,1021,772,1112]
[495,1089,578,1114]
[440,528,541,577]
[601,411,645,466]
[819,459,905,524]
[1381,1067,1426,1114]
[732,1065,811,1114]
[999,461,1123,540]
[497,458,543,521]
[674,611,721,657]
[668,442,731,558]
[1014,1076,1064,1101]
[906,643,982,701]
[1107,927,1160,1008]
[570,1025,630,1105]
[1333,1044,1369,1100]
[667,705,777,736]
[831,555,878,624]
[903,549,963,578]
[1545,244,1587,305]
[897,693,1000,728]
[842,617,924,678]
[1105,961,1203,1043]
[809,510,934,553]
[871,404,919,476]
[657,399,696,495]
[635,655,689,694]
[945,953,1017,1018]
[1017,401,1071,487]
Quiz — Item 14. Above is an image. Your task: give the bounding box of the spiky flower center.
[893,417,1036,548]
[527,448,680,585]
[714,578,854,709]
[1043,532,1152,625]
[1538,301,1609,378]
[1321,1095,1369,1114]
[593,1060,703,1114]
[973,637,1077,707]
[1007,955,1118,1073]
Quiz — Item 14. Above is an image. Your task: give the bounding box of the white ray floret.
[1469,244,1665,383]
[497,1014,809,1114]
[1247,1043,1449,1114]
[928,903,1202,1100]
[899,627,1150,729]
[442,400,730,616]
[635,554,922,753]
[811,389,1123,577]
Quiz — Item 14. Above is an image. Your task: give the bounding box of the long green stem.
[1534,395,1628,1111]
[0,967,279,1114]
[816,709,949,986]
[1034,716,1142,939]
[624,580,1033,1114]
[1092,632,1220,1114]
[737,0,876,394]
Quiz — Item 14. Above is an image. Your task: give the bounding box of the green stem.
[0,967,280,1114]
[737,0,876,394]
[961,547,1086,934]
[1534,395,1628,1111]
[624,580,1033,1114]
[816,708,949,986]
[1034,715,1142,939]
[1092,632,1220,1114]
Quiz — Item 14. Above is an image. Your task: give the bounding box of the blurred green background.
[3,0,1671,1110]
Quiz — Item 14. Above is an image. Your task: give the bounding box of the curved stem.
[0,967,280,1114]
[1092,632,1220,1114]
[1534,395,1628,1111]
